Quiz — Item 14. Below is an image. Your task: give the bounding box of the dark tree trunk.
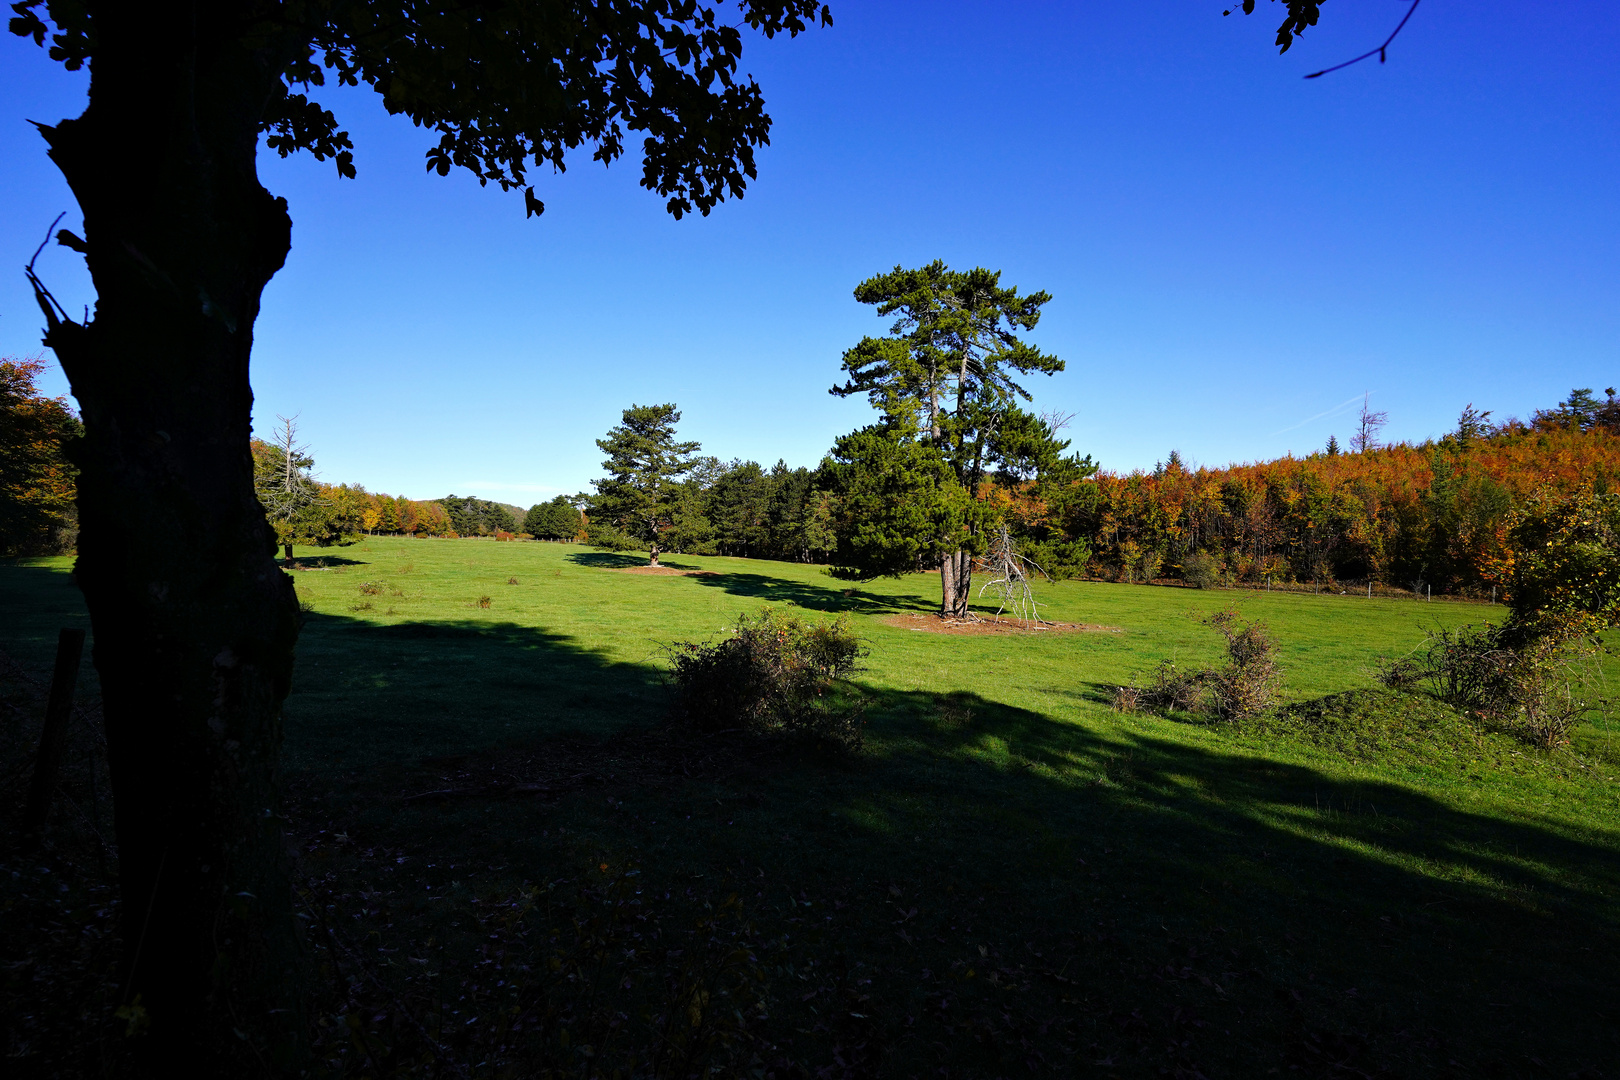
[284,541,294,563]
[33,6,305,1069]
[940,549,972,616]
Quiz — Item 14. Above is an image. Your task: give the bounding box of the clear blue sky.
[3,2,1616,504]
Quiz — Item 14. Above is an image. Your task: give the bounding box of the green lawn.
[3,536,1618,1077]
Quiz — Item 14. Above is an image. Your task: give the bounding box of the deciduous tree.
[0,356,81,555]
[8,1,828,1066]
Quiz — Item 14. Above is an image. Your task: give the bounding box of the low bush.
[1379,625,1605,747]
[667,607,867,751]
[357,581,382,596]
[1204,608,1283,719]
[1182,551,1220,589]
[1112,608,1281,720]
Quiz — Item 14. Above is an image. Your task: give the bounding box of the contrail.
[1269,393,1367,438]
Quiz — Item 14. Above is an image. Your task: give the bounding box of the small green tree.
[523,495,584,541]
[822,424,977,582]
[590,404,702,565]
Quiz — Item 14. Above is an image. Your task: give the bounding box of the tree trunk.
[34,7,305,1069]
[649,543,661,566]
[283,542,294,563]
[940,549,972,617]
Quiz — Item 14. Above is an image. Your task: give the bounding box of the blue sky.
[3,2,1617,504]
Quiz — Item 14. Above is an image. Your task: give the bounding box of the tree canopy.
[12,0,832,219]
[524,494,584,541]
[0,356,81,556]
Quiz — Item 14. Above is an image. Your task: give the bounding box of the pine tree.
[829,262,1066,615]
[590,405,701,565]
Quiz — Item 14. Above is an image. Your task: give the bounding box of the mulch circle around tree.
[880,613,1121,636]
[612,565,718,576]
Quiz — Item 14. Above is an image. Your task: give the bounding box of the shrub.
[1138,660,1210,713]
[1182,551,1220,589]
[477,595,492,609]
[1203,608,1283,719]
[667,607,866,751]
[358,581,382,595]
[1108,683,1143,713]
[1379,625,1604,747]
[1115,608,1282,721]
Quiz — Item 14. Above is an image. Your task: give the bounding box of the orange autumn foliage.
[1059,426,1620,594]
[0,356,82,556]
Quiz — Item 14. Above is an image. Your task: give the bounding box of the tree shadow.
[8,553,1619,1076]
[687,569,937,615]
[278,608,1620,1074]
[565,551,712,570]
[285,554,369,569]
[283,612,671,776]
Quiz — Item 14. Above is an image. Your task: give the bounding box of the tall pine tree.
[829,262,1067,615]
[590,404,701,565]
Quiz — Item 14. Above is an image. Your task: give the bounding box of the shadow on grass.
[687,569,931,614]
[565,551,689,570]
[285,554,369,569]
[283,604,1619,1074]
[282,612,672,772]
[566,548,940,615]
[6,554,1618,1077]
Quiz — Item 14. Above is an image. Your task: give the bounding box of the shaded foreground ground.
[3,540,1618,1077]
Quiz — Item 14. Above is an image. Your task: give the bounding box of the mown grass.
[3,537,1618,1077]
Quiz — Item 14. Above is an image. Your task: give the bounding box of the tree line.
[1077,391,1620,595]
[11,339,1618,614]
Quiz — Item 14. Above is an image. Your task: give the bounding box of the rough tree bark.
[940,549,972,617]
[32,7,305,1069]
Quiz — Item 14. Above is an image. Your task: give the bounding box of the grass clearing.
[4,536,1619,1076]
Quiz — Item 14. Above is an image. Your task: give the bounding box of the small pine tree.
[1324,434,1340,457]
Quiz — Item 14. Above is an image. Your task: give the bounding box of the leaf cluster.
[11,0,832,218]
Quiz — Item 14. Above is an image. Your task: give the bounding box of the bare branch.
[1303,0,1423,80]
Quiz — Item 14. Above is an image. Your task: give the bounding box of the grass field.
[4,536,1619,1077]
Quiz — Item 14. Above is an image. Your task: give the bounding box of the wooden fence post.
[23,628,86,836]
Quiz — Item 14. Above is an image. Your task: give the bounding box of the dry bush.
[1108,683,1143,713]
[1379,625,1605,747]
[666,607,866,751]
[1140,660,1210,714]
[476,595,492,609]
[358,581,382,596]
[1204,609,1283,720]
[1116,609,1282,721]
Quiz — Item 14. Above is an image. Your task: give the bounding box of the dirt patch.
[613,565,718,577]
[880,612,1121,636]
